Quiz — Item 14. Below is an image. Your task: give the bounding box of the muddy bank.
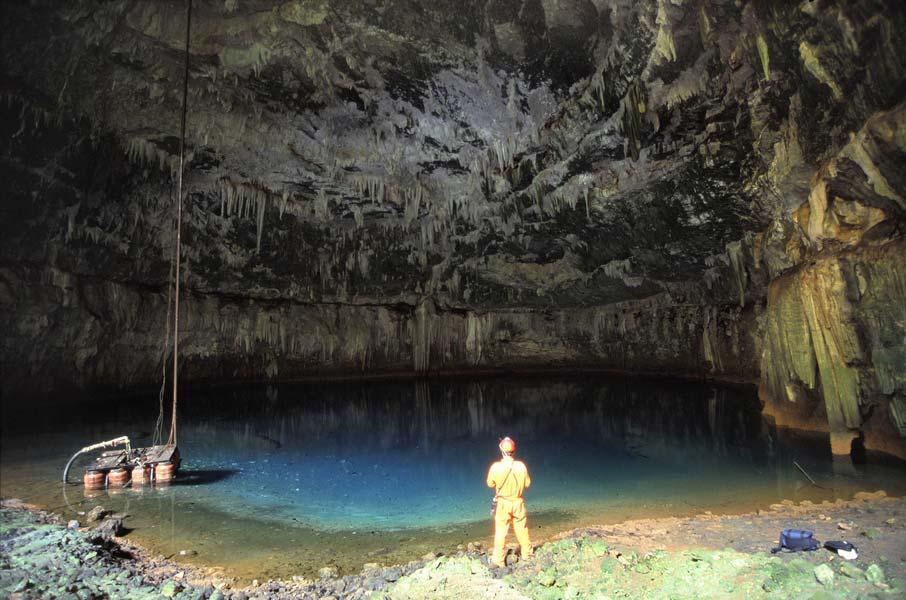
[2,493,904,599]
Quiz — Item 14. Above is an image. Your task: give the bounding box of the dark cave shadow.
[170,469,239,486]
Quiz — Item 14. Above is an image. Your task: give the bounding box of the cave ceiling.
[1,0,903,310]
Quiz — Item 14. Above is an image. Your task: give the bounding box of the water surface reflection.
[2,375,902,579]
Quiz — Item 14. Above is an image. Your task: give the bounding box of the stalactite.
[218,178,273,253]
[726,240,747,307]
[465,312,482,365]
[702,307,723,373]
[603,258,632,279]
[588,71,608,113]
[654,1,678,63]
[351,205,364,228]
[620,79,645,161]
[491,136,518,172]
[412,300,434,372]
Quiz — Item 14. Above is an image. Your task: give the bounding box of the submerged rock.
[86,506,107,523]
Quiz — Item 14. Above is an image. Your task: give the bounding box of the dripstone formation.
[1,0,904,457]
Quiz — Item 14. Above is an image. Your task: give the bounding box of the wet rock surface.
[379,494,906,599]
[0,1,905,456]
[3,493,905,599]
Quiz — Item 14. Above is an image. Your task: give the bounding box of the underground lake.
[3,374,904,581]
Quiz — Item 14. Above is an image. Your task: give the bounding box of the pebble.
[160,580,180,598]
[854,490,887,501]
[67,520,80,530]
[362,576,387,591]
[837,522,852,531]
[537,571,556,587]
[318,566,339,579]
[839,562,864,579]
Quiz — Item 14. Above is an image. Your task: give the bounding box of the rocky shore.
[2,493,904,599]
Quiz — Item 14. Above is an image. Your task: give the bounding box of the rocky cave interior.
[1,0,905,460]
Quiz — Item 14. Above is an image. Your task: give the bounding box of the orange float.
[154,462,176,482]
[132,465,152,484]
[108,468,130,487]
[83,470,106,489]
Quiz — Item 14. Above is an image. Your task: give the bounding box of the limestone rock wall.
[761,241,906,458]
[1,263,757,397]
[759,104,906,458]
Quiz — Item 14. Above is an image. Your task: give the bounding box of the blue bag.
[771,529,819,553]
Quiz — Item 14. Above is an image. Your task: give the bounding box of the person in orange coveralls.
[486,436,532,568]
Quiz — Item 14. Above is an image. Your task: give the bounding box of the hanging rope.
[152,235,175,447]
[167,0,193,448]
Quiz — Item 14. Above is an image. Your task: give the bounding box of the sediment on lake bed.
[2,492,904,599]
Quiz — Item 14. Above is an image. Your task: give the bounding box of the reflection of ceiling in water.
[177,378,768,461]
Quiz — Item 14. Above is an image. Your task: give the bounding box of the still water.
[2,375,904,580]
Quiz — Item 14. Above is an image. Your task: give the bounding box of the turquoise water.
[2,375,904,579]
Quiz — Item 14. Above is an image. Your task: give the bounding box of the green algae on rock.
[0,508,198,600]
[379,542,903,600]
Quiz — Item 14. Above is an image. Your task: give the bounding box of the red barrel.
[155,462,176,482]
[132,465,152,484]
[84,470,106,490]
[108,468,130,487]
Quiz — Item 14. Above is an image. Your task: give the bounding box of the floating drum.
[132,465,152,485]
[84,470,106,490]
[108,467,130,487]
[155,462,176,482]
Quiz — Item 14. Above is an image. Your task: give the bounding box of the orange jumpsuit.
[486,456,532,567]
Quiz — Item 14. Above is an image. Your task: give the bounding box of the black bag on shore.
[771,529,819,553]
[824,540,858,559]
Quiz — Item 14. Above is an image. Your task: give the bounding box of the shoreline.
[2,492,904,599]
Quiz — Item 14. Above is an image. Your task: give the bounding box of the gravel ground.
[2,491,904,599]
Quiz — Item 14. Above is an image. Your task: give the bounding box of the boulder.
[865,564,886,585]
[92,517,124,541]
[813,563,834,586]
[86,506,107,522]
